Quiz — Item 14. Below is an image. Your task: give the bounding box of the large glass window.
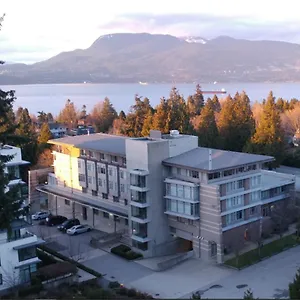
[130,174,146,188]
[18,247,36,262]
[166,199,199,217]
[132,222,148,238]
[131,207,147,219]
[132,240,148,251]
[225,210,244,225]
[184,186,191,199]
[131,191,147,203]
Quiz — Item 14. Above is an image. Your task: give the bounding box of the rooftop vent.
[170,130,180,137]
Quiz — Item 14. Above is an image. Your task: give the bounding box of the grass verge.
[225,234,300,269]
[38,244,102,278]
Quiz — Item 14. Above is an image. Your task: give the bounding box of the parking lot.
[29,220,107,261]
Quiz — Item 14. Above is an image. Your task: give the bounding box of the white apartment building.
[0,145,43,292]
[35,131,296,263]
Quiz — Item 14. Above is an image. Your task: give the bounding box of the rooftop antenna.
[209,149,212,171]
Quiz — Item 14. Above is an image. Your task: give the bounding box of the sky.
[1,0,300,64]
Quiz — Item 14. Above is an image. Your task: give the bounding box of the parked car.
[32,211,50,220]
[66,225,92,235]
[57,219,80,232]
[45,215,67,226]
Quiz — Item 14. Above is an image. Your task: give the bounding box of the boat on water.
[139,81,148,85]
[201,88,227,94]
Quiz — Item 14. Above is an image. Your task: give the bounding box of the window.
[170,184,177,196]
[227,195,244,208]
[224,169,235,177]
[89,151,94,158]
[188,219,194,226]
[112,155,118,163]
[87,164,92,171]
[19,264,37,283]
[120,170,126,179]
[250,206,257,215]
[132,240,148,251]
[18,247,36,262]
[177,185,184,198]
[102,193,108,199]
[225,210,244,225]
[124,199,128,206]
[0,274,2,285]
[109,168,113,176]
[80,149,86,156]
[109,181,113,190]
[100,153,105,160]
[100,167,106,174]
[88,176,92,184]
[120,184,125,193]
[177,168,181,175]
[113,196,119,203]
[98,178,102,187]
[188,170,199,179]
[238,180,244,189]
[93,209,99,215]
[103,212,109,218]
[211,242,217,257]
[92,190,97,196]
[251,191,260,203]
[177,217,184,223]
[82,207,87,220]
[226,181,236,193]
[78,160,81,168]
[78,174,85,182]
[65,199,70,206]
[262,207,269,217]
[251,176,261,188]
[122,157,127,165]
[125,219,129,225]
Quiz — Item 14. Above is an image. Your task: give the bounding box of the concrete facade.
[34,131,296,263]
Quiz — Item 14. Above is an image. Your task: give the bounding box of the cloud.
[99,13,300,43]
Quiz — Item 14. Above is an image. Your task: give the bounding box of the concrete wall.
[28,167,54,213]
[197,183,223,263]
[166,135,198,158]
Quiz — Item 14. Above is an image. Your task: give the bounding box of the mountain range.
[1,33,300,84]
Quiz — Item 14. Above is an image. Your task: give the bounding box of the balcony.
[131,222,151,242]
[131,207,149,223]
[130,173,148,192]
[130,190,149,207]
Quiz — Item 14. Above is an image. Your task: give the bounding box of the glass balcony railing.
[131,191,147,203]
[131,207,147,220]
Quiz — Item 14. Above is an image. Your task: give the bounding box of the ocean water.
[1,82,300,116]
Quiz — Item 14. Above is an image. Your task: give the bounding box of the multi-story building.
[0,145,43,292]
[35,130,295,263]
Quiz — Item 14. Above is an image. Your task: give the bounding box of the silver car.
[32,211,50,220]
[66,225,92,235]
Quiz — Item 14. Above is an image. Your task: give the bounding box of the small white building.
[0,145,43,292]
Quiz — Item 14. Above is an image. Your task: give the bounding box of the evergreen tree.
[46,112,54,123]
[152,97,169,133]
[217,95,237,150]
[91,97,118,133]
[38,123,52,144]
[165,87,190,134]
[79,104,87,120]
[211,94,221,112]
[119,110,126,120]
[37,111,48,123]
[289,268,300,299]
[15,107,39,165]
[193,84,204,115]
[245,91,285,163]
[57,99,78,128]
[196,98,219,148]
[124,95,153,137]
[141,110,153,137]
[235,91,255,151]
[0,16,25,232]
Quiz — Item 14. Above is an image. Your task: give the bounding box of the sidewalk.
[224,224,297,261]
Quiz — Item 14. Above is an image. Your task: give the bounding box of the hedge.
[111,244,143,260]
[38,245,102,278]
[18,283,43,297]
[37,249,57,266]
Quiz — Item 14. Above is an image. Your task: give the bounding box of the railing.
[132,230,148,238]
[0,231,34,244]
[132,213,147,220]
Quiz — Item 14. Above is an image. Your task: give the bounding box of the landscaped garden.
[225,233,300,269]
[111,244,143,260]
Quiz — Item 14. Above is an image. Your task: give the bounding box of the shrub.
[127,288,137,297]
[38,245,102,278]
[85,288,115,299]
[37,249,57,266]
[111,245,143,260]
[18,283,43,297]
[108,281,121,289]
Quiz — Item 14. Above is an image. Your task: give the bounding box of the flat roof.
[48,133,128,156]
[261,170,295,190]
[163,147,274,172]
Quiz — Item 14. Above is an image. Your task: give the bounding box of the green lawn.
[225,234,300,269]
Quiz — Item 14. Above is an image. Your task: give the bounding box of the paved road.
[30,220,300,299]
